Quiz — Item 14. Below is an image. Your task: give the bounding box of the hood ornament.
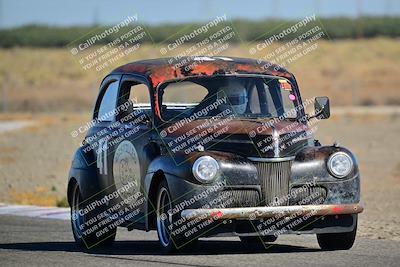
[271,124,280,158]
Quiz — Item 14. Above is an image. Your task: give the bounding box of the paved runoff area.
[0,205,399,267]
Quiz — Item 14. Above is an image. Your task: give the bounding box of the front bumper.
[181,203,363,220]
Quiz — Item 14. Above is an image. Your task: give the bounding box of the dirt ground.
[0,108,399,240]
[316,108,400,241]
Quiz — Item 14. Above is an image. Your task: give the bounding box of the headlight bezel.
[192,156,220,183]
[327,151,354,178]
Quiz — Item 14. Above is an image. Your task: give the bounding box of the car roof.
[110,56,294,88]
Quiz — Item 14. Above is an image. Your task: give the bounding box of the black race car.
[68,56,363,252]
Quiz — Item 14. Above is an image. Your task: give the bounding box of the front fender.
[146,150,259,186]
[290,145,360,204]
[143,150,257,230]
[291,146,359,183]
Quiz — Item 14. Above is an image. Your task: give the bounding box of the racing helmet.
[219,81,248,114]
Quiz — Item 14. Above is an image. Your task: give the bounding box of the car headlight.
[327,152,353,178]
[192,156,219,183]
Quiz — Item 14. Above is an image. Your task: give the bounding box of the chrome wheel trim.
[71,185,85,239]
[156,187,173,247]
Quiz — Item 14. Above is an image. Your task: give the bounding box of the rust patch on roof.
[111,57,294,89]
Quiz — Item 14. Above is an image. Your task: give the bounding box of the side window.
[129,83,150,106]
[117,81,151,123]
[97,80,119,121]
[129,83,151,118]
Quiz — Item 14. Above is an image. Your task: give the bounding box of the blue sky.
[0,0,399,28]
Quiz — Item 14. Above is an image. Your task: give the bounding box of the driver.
[218,81,248,114]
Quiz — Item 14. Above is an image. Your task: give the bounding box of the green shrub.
[0,16,399,48]
[56,197,69,207]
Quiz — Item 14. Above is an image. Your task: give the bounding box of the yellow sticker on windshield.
[278,79,292,90]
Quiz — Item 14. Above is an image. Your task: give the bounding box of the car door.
[84,74,121,196]
[104,74,157,225]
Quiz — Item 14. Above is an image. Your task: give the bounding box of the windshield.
[158,76,298,122]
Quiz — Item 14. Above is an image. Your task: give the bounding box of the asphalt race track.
[0,215,399,267]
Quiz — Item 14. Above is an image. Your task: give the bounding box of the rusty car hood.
[160,118,311,158]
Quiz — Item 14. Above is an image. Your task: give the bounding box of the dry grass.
[0,38,399,112]
[0,113,87,206]
[9,187,58,207]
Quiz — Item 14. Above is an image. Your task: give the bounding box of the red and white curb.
[0,204,70,220]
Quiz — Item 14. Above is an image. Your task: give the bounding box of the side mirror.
[309,96,330,120]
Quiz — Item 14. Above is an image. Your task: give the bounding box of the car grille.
[253,160,292,206]
[222,189,261,208]
[289,186,327,205]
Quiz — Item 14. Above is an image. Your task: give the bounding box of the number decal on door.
[96,138,108,175]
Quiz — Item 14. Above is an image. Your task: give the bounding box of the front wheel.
[70,183,116,249]
[156,181,197,253]
[317,216,357,250]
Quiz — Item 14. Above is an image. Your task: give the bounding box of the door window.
[97,80,119,122]
[118,80,151,123]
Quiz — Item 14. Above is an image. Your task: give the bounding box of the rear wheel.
[70,183,116,249]
[317,216,357,250]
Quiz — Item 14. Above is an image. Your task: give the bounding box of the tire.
[317,216,357,251]
[70,183,116,249]
[240,235,278,244]
[156,181,197,253]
